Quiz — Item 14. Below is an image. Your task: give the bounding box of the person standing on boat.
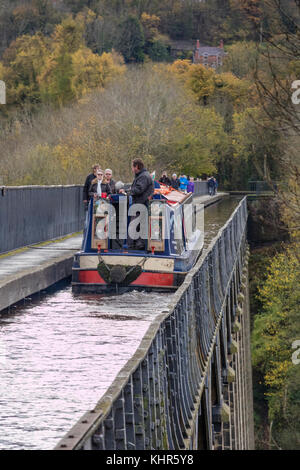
[105,168,116,194]
[126,158,154,250]
[83,164,100,209]
[159,171,171,187]
[187,176,195,193]
[170,173,180,190]
[89,169,111,198]
[179,174,188,192]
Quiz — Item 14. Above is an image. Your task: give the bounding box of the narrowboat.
[72,185,204,292]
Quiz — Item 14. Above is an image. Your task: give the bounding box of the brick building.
[193,40,227,69]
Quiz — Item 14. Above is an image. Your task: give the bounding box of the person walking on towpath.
[213,177,218,195]
[208,176,215,196]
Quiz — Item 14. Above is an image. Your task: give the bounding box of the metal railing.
[248,180,279,193]
[55,197,251,451]
[193,181,209,196]
[0,185,85,254]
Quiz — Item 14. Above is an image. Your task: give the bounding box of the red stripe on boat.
[78,270,174,287]
[131,272,174,287]
[78,271,106,284]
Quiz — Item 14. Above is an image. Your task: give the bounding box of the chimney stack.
[196,39,200,49]
[220,39,224,49]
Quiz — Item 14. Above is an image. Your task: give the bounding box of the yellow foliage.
[213,71,250,104]
[71,48,125,97]
[51,17,84,55]
[0,62,8,80]
[168,59,250,107]
[168,59,192,77]
[76,8,97,25]
[141,12,161,42]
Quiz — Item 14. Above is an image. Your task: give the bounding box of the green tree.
[147,40,170,62]
[117,15,145,63]
[222,41,258,79]
[39,17,84,105]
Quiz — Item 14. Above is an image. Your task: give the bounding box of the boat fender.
[97,258,144,285]
[123,265,143,285]
[110,265,127,283]
[97,261,111,284]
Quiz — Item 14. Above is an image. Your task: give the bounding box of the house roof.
[195,46,226,56]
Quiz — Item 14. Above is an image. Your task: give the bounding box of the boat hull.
[72,268,183,293]
[71,249,195,292]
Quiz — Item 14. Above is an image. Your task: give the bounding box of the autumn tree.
[222,41,258,78]
[252,0,300,238]
[1,33,49,105]
[252,244,300,449]
[0,65,221,185]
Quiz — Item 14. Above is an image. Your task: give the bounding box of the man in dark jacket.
[130,159,154,205]
[105,168,116,194]
[83,164,100,209]
[159,171,171,187]
[208,176,215,196]
[127,158,154,249]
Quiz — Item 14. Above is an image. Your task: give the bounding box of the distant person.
[170,173,180,190]
[89,169,111,198]
[213,177,218,195]
[208,176,215,196]
[159,171,171,186]
[83,164,100,208]
[105,168,116,194]
[179,174,188,192]
[187,176,195,193]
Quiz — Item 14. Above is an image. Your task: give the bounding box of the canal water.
[0,196,241,450]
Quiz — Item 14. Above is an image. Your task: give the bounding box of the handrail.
[0,185,85,254]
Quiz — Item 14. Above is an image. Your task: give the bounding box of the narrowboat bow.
[72,186,204,292]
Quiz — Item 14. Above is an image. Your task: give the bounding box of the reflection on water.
[0,196,241,450]
[204,196,241,248]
